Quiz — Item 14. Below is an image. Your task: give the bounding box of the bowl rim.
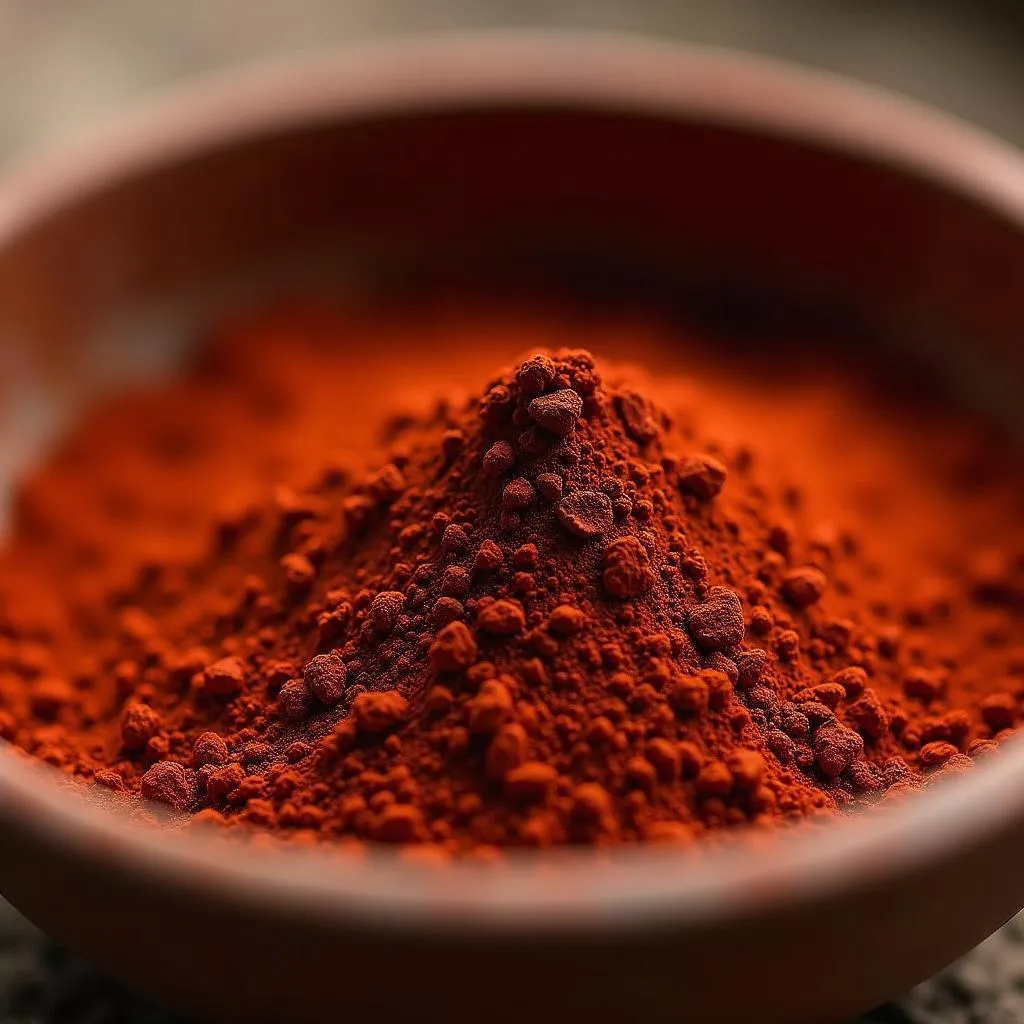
[1,29,1023,934]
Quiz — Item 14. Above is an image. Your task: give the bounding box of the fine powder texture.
[0,305,1020,851]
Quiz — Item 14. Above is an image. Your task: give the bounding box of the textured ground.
[1,1,1023,1020]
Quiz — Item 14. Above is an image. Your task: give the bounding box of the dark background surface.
[1,2,1023,1020]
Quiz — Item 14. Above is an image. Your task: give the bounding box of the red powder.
[0,303,1019,854]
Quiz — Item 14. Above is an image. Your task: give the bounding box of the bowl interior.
[2,87,1024,482]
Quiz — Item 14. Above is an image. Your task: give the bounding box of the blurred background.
[2,0,1024,166]
[1,2,1023,1022]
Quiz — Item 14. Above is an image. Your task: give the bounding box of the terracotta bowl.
[0,33,1022,1024]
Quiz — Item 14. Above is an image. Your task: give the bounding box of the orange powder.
[0,302,1019,851]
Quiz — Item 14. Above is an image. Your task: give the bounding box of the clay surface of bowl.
[0,33,1023,1024]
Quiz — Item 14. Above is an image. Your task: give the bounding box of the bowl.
[0,32,1023,1024]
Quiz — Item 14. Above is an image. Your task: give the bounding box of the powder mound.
[0,326,1020,857]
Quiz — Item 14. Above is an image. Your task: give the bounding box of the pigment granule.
[0,306,1020,851]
